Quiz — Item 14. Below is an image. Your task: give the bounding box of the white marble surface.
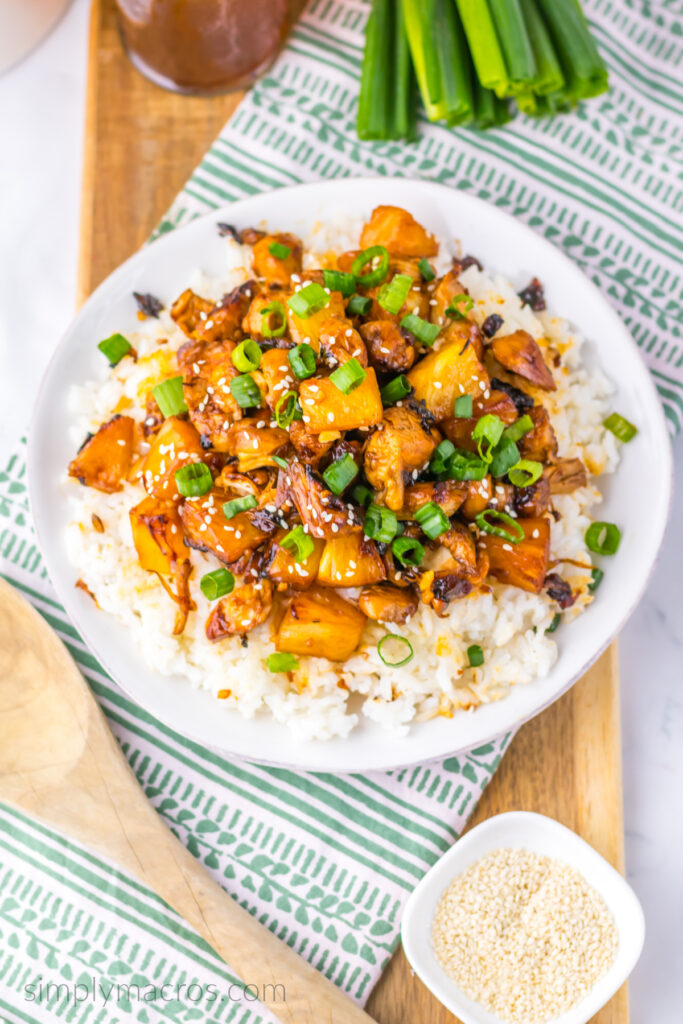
[0,2,680,1017]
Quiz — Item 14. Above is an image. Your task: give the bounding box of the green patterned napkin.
[1,1,681,1021]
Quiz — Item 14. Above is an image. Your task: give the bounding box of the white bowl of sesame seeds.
[401,811,644,1024]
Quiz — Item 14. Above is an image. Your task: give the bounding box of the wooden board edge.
[76,0,100,308]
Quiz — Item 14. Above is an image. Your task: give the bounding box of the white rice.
[65,219,619,740]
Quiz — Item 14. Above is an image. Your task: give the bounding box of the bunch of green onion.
[357,0,609,139]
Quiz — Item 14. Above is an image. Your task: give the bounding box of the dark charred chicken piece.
[277,460,361,539]
[360,320,415,373]
[358,584,418,624]
[206,580,274,640]
[545,457,588,494]
[364,406,438,511]
[491,330,556,391]
[518,405,559,463]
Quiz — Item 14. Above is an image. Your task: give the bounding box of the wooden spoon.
[0,579,375,1024]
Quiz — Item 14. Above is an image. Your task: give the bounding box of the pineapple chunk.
[181,488,271,565]
[479,516,550,593]
[299,367,383,433]
[317,534,386,587]
[263,529,325,589]
[139,417,205,500]
[259,348,298,412]
[251,233,303,287]
[69,414,136,493]
[129,496,190,575]
[407,325,489,421]
[226,418,289,472]
[287,290,346,349]
[360,205,438,258]
[275,586,366,661]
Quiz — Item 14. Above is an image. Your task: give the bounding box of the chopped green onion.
[400,313,440,346]
[585,522,621,556]
[588,567,604,593]
[472,414,505,461]
[377,273,413,315]
[268,241,291,260]
[266,652,299,673]
[272,455,289,470]
[352,483,374,507]
[445,293,474,319]
[489,437,520,478]
[604,412,637,443]
[261,301,287,338]
[275,390,302,428]
[287,282,330,319]
[446,449,488,481]
[364,503,398,543]
[377,633,414,667]
[232,339,262,373]
[153,376,188,418]
[352,246,390,288]
[230,373,262,409]
[346,294,373,317]
[323,269,356,297]
[200,568,235,601]
[98,332,132,366]
[380,374,412,406]
[454,394,473,418]
[322,453,359,495]
[503,414,534,442]
[288,343,317,380]
[392,536,425,567]
[431,439,456,476]
[330,357,366,394]
[418,258,436,282]
[281,525,315,563]
[475,509,525,544]
[546,612,562,634]
[467,644,484,667]
[223,494,258,519]
[508,459,543,487]
[175,462,213,498]
[414,500,450,539]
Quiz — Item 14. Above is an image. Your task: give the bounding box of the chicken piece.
[69,414,136,493]
[440,389,518,451]
[318,315,368,367]
[181,488,272,565]
[429,269,467,325]
[489,376,534,415]
[275,586,366,661]
[514,476,552,518]
[358,584,418,624]
[259,348,298,412]
[360,320,415,373]
[519,405,559,463]
[139,417,205,500]
[251,232,303,287]
[317,534,386,587]
[545,457,587,494]
[287,290,346,349]
[460,476,494,521]
[364,406,438,511]
[262,529,325,590]
[199,280,255,343]
[491,331,556,391]
[479,516,550,593]
[170,289,214,338]
[278,460,360,539]
[299,367,383,434]
[206,580,274,640]
[178,338,245,448]
[288,420,337,468]
[129,497,194,633]
[402,479,467,518]
[360,206,438,258]
[225,418,289,472]
[407,325,489,421]
[242,286,288,341]
[439,522,478,577]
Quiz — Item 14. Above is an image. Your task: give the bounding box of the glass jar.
[115,0,290,95]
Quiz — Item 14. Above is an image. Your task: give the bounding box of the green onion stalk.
[402,0,473,125]
[357,0,417,140]
[535,0,608,100]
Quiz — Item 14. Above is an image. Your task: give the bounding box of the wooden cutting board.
[79,3,629,1021]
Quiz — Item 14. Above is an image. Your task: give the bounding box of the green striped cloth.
[1,1,681,1020]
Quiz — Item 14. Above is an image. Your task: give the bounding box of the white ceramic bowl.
[28,177,672,772]
[401,811,645,1024]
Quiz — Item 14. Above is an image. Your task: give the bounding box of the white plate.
[28,178,672,772]
[401,812,645,1024]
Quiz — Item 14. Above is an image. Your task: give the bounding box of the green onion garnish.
[414,500,450,539]
[175,462,213,498]
[268,241,291,260]
[604,412,637,443]
[266,652,299,673]
[472,414,504,461]
[364,503,398,543]
[272,455,289,470]
[322,269,356,297]
[200,568,235,601]
[448,450,488,482]
[288,343,317,380]
[588,567,604,593]
[330,357,366,395]
[431,439,456,476]
[352,484,374,507]
[400,313,440,346]
[153,376,188,418]
[98,332,132,366]
[489,437,521,478]
[508,459,543,487]
[377,273,413,315]
[503,415,534,442]
[377,633,414,667]
[546,612,562,634]
[475,509,525,544]
[287,282,330,319]
[352,246,390,288]
[322,453,359,495]
[445,294,474,319]
[346,294,373,317]
[281,525,315,563]
[585,522,621,556]
[232,339,262,373]
[380,374,412,406]
[454,394,473,418]
[261,301,287,338]
[275,390,302,429]
[230,373,262,409]
[223,494,258,520]
[392,536,425,567]
[467,644,484,667]
[418,258,436,282]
